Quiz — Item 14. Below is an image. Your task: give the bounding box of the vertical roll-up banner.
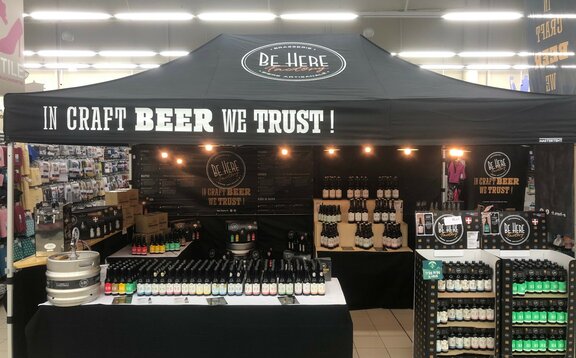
[0,0,24,95]
[525,0,576,94]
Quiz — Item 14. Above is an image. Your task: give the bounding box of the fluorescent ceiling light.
[29,11,111,21]
[114,12,194,21]
[443,11,523,21]
[280,12,357,21]
[99,50,157,57]
[561,65,576,68]
[37,50,96,57]
[23,63,43,69]
[466,64,511,70]
[160,51,189,57]
[399,51,455,58]
[528,14,576,19]
[390,52,397,56]
[23,50,35,56]
[92,63,138,69]
[458,51,515,58]
[197,12,276,21]
[44,63,91,69]
[518,51,575,57]
[513,64,557,69]
[139,64,160,69]
[420,64,465,70]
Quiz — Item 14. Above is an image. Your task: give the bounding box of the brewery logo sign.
[241,42,347,82]
[433,214,464,246]
[206,151,246,189]
[499,215,530,246]
[484,152,511,178]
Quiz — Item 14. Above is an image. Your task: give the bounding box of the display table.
[26,279,353,358]
[106,242,191,261]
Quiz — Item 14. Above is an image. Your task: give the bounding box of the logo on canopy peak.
[241,42,346,82]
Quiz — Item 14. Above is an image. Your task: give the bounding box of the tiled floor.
[351,308,413,358]
[0,307,412,357]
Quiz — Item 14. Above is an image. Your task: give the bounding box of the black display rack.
[414,249,502,357]
[488,249,576,358]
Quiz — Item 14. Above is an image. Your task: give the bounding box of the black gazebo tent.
[3,34,576,358]
[5,34,576,146]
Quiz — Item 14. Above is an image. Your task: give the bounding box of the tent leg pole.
[441,147,447,204]
[128,145,132,187]
[6,142,15,358]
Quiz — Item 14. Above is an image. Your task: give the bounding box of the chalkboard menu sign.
[132,145,313,216]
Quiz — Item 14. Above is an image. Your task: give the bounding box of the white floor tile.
[380,334,412,348]
[354,335,385,348]
[357,347,391,358]
[386,347,413,358]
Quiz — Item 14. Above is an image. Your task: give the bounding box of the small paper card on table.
[207,297,228,306]
[278,296,299,305]
[112,296,133,305]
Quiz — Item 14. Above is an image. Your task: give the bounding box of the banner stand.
[6,142,14,358]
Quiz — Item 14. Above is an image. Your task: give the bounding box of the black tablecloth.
[318,251,414,309]
[26,304,353,358]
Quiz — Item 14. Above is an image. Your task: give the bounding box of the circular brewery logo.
[484,152,511,178]
[206,151,246,189]
[241,42,347,82]
[433,214,464,246]
[499,215,530,246]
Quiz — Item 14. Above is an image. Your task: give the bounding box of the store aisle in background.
[352,309,413,358]
[0,307,413,358]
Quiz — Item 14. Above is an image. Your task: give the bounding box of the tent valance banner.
[5,34,576,145]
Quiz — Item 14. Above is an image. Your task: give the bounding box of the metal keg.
[46,251,101,307]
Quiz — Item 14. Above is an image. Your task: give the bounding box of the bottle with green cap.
[516,304,524,324]
[511,300,517,323]
[522,330,532,352]
[550,269,559,293]
[558,269,567,293]
[548,330,558,352]
[538,300,547,324]
[548,303,558,324]
[537,329,547,352]
[557,300,567,324]
[512,331,521,352]
[542,273,551,293]
[557,330,566,352]
[524,301,533,324]
[534,271,544,293]
[526,273,536,293]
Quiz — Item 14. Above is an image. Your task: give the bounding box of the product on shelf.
[511,327,566,353]
[104,258,326,297]
[318,203,341,223]
[511,259,567,296]
[346,176,369,199]
[321,176,342,199]
[437,261,493,293]
[512,299,567,325]
[347,198,369,223]
[287,231,313,254]
[436,327,495,353]
[376,176,399,200]
[438,299,495,324]
[354,222,373,249]
[382,223,403,249]
[373,198,397,224]
[320,223,340,249]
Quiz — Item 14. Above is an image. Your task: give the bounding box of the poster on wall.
[525,0,576,94]
[414,211,480,250]
[481,211,547,250]
[464,146,528,210]
[0,0,25,94]
[133,145,313,216]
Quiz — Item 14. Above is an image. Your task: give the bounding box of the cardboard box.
[122,206,134,227]
[135,213,160,233]
[105,190,131,205]
[130,198,139,207]
[149,212,168,230]
[127,188,139,201]
[132,203,144,216]
[29,167,42,187]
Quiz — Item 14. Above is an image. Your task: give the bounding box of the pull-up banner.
[526,0,576,94]
[0,0,25,94]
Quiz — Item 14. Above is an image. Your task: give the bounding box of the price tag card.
[422,260,444,281]
[112,296,133,305]
[278,296,299,305]
[444,215,463,226]
[341,246,354,251]
[207,297,228,306]
[467,231,480,249]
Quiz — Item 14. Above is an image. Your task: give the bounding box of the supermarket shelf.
[512,352,566,356]
[514,294,568,299]
[438,321,495,328]
[315,246,412,253]
[512,323,567,327]
[438,349,494,356]
[438,291,495,299]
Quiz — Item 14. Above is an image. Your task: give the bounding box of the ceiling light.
[528,14,576,19]
[160,152,169,159]
[324,147,339,156]
[562,65,576,68]
[203,144,215,152]
[160,51,189,57]
[466,64,511,70]
[399,51,455,58]
[23,63,43,69]
[92,63,138,69]
[513,64,557,70]
[280,13,357,21]
[114,12,194,21]
[443,11,523,21]
[518,51,575,57]
[280,147,290,156]
[23,50,35,56]
[458,51,516,58]
[176,158,184,165]
[99,50,157,57]
[363,146,373,154]
[197,12,276,21]
[139,64,160,69]
[420,64,465,70]
[44,63,90,69]
[37,50,96,57]
[397,147,419,155]
[449,148,465,157]
[29,11,111,21]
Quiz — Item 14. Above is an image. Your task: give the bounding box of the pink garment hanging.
[448,160,466,184]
